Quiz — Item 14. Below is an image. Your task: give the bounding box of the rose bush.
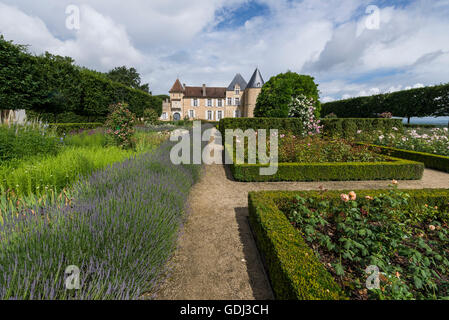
[106,102,136,149]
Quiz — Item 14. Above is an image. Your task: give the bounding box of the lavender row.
[0,140,201,300]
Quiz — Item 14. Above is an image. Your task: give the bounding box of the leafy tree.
[106,66,150,93]
[0,35,35,111]
[254,71,321,118]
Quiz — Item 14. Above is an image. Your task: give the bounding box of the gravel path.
[155,130,449,300]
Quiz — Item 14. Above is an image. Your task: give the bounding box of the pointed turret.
[247,68,265,88]
[169,78,184,93]
[227,73,248,91]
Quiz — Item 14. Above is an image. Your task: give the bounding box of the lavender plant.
[0,139,201,300]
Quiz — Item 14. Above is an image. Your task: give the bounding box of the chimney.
[202,84,206,97]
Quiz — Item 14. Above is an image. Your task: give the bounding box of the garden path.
[154,129,449,300]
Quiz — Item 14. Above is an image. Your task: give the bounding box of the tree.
[106,66,150,93]
[0,35,35,111]
[254,71,321,118]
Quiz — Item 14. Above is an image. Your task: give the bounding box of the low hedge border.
[227,141,424,182]
[49,123,103,135]
[248,189,449,300]
[360,143,449,173]
[219,118,403,139]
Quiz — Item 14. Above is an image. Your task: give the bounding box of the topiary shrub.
[106,102,136,149]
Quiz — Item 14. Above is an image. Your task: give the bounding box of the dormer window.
[257,82,261,87]
[235,86,240,95]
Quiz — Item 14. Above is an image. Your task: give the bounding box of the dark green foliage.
[219,118,403,139]
[0,36,161,123]
[361,143,449,173]
[0,36,36,110]
[322,83,449,120]
[322,118,404,139]
[248,189,449,300]
[254,71,321,118]
[219,118,304,136]
[106,66,150,93]
[248,191,346,300]
[230,156,424,182]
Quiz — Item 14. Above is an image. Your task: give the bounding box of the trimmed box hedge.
[248,189,449,300]
[219,118,403,139]
[361,143,449,173]
[49,123,103,135]
[226,140,424,182]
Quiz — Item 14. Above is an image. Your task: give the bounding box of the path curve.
[155,130,449,300]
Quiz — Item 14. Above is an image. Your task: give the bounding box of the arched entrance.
[173,112,181,121]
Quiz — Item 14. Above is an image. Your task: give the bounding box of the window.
[227,98,232,106]
[217,111,223,121]
[162,112,168,120]
[235,87,240,95]
[218,99,223,107]
[193,98,198,107]
[207,99,212,107]
[257,82,261,88]
[207,110,213,121]
[189,110,195,119]
[235,98,240,106]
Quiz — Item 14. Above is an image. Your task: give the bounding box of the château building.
[161,68,265,121]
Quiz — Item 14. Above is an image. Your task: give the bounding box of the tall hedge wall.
[219,118,403,139]
[321,83,449,121]
[0,36,162,123]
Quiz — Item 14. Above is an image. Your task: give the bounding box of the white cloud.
[0,0,448,98]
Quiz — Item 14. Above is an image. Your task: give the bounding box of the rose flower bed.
[287,186,449,300]
[248,187,449,300]
[228,134,424,182]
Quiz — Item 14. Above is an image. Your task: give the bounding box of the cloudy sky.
[0,0,448,101]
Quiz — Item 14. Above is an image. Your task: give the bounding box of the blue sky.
[0,0,448,101]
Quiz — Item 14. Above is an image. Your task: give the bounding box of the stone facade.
[161,68,264,121]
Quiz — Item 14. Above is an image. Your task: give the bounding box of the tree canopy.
[106,66,150,93]
[254,71,321,118]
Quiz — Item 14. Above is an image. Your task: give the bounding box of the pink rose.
[349,191,357,201]
[340,194,350,202]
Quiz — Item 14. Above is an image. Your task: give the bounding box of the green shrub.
[249,189,449,300]
[143,108,159,125]
[321,118,404,139]
[219,118,403,139]
[248,191,345,300]
[231,157,424,182]
[361,143,449,173]
[0,36,162,123]
[321,83,449,121]
[105,103,136,149]
[0,123,61,162]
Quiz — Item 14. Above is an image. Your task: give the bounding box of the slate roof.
[247,68,265,88]
[227,73,248,91]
